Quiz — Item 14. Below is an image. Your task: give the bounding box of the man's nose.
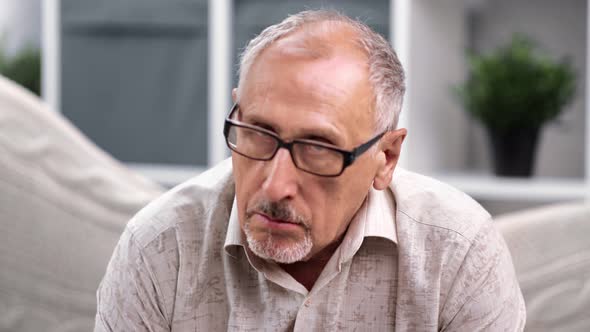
[261,148,299,201]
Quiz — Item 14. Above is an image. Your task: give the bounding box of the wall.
[405,0,469,174]
[0,0,41,56]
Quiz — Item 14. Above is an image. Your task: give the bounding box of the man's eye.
[302,144,329,155]
[244,129,275,143]
[242,128,264,137]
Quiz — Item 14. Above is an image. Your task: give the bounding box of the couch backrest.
[0,76,164,332]
[495,201,590,332]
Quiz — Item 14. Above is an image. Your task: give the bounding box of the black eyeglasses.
[223,104,385,177]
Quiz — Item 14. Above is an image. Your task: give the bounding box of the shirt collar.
[337,186,398,264]
[224,197,244,249]
[363,186,398,243]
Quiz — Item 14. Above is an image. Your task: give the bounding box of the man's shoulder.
[125,159,235,249]
[391,168,491,243]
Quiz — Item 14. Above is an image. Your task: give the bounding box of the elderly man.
[95,10,525,331]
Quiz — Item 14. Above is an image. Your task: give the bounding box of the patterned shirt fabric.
[95,159,526,331]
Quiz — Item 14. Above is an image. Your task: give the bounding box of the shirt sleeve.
[94,228,170,332]
[440,222,526,332]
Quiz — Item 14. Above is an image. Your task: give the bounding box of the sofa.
[0,76,164,331]
[495,201,590,332]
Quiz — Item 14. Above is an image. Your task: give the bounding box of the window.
[61,0,209,166]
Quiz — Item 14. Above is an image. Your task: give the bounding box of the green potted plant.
[0,45,41,96]
[457,35,576,177]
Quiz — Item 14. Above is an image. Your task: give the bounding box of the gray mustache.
[248,200,309,227]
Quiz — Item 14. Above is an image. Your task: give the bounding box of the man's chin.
[246,235,312,264]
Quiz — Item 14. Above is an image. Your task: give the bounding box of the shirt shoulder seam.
[398,208,487,244]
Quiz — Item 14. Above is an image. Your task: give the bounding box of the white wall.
[468,0,586,178]
[0,0,42,56]
[405,0,469,174]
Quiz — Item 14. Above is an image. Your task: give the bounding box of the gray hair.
[236,9,405,131]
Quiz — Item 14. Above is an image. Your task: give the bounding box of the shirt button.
[304,299,311,307]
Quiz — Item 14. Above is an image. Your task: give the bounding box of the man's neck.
[279,238,343,291]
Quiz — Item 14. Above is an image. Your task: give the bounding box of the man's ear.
[232,88,238,103]
[373,128,407,190]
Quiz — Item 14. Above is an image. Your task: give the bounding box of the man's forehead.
[242,53,372,116]
[269,20,366,61]
[246,21,370,95]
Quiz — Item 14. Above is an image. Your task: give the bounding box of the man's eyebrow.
[296,131,340,146]
[239,109,343,145]
[238,110,278,132]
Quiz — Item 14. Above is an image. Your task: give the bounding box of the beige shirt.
[95,159,525,331]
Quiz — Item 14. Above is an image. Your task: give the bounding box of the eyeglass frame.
[223,103,387,177]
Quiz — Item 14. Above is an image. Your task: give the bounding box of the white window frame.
[41,0,233,186]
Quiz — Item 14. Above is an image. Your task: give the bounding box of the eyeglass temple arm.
[345,132,386,165]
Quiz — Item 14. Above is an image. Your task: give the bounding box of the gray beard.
[243,221,313,264]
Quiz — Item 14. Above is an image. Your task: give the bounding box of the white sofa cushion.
[495,201,590,332]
